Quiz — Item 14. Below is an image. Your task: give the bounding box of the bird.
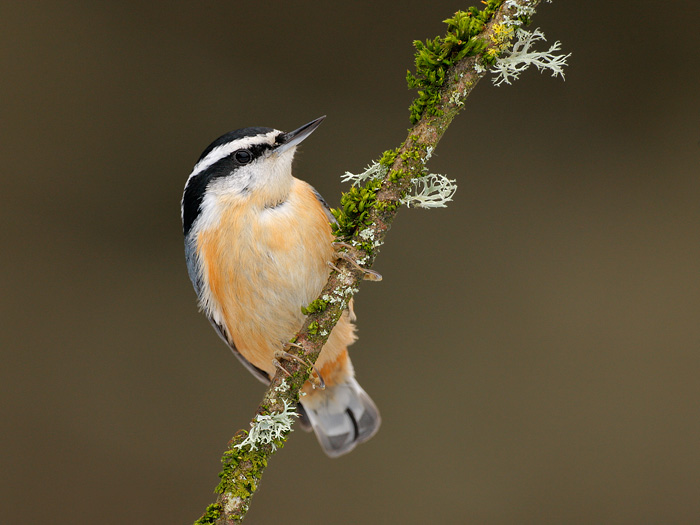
[181,116,380,457]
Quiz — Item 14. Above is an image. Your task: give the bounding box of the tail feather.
[300,377,380,457]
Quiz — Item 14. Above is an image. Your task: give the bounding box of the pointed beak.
[274,115,326,155]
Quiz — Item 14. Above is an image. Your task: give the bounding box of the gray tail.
[299,377,381,457]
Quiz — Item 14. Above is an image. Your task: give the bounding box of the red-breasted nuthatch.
[181,116,380,456]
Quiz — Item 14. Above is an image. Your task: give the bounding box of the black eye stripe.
[248,142,271,161]
[226,143,270,165]
[183,135,274,236]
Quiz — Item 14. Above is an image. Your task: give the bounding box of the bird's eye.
[234,149,252,164]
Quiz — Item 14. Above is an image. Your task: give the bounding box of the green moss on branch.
[406,0,503,124]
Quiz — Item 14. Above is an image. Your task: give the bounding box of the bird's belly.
[197,196,334,374]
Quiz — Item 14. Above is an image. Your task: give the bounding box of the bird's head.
[181,115,325,236]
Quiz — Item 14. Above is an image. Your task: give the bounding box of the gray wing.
[184,234,271,385]
[209,317,271,385]
[310,185,337,225]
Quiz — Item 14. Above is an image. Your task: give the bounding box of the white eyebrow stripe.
[187,130,279,181]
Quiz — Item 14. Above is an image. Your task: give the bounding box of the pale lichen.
[234,399,298,452]
[341,162,387,186]
[402,173,458,208]
[449,89,466,107]
[491,27,570,86]
[321,293,342,305]
[357,228,382,250]
[223,493,244,515]
[358,228,375,241]
[504,0,536,22]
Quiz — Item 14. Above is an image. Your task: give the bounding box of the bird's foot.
[330,242,383,281]
[274,344,326,390]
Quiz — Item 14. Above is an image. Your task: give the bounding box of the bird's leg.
[336,251,382,281]
[272,357,292,378]
[275,343,307,366]
[331,242,383,281]
[327,260,343,273]
[274,343,326,390]
[310,368,326,390]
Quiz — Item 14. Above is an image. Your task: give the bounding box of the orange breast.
[196,179,337,377]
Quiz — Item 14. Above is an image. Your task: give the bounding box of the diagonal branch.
[195,1,543,523]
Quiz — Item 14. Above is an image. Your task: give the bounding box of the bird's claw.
[276,345,307,366]
[330,242,383,281]
[310,368,325,390]
[272,358,292,377]
[327,260,343,273]
[275,344,326,390]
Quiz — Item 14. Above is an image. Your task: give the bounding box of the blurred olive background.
[2,1,699,523]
